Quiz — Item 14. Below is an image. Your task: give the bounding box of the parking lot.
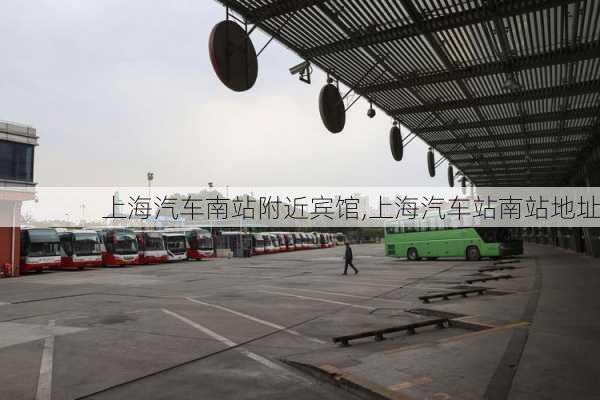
[0,243,597,400]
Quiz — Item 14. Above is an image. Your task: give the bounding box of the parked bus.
[269,233,282,252]
[327,233,334,247]
[250,233,265,255]
[384,218,523,261]
[97,228,140,266]
[58,229,103,269]
[165,228,214,260]
[264,233,275,253]
[161,232,188,262]
[293,233,304,250]
[134,231,168,264]
[283,232,295,251]
[336,232,346,245]
[318,233,328,248]
[274,233,287,252]
[20,228,61,272]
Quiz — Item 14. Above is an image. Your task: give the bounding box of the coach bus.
[161,232,188,262]
[58,229,103,269]
[164,228,214,260]
[97,228,140,266]
[20,228,62,272]
[283,232,295,250]
[134,231,168,264]
[384,217,523,261]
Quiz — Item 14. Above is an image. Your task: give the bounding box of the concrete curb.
[282,360,414,400]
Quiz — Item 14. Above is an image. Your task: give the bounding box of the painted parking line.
[185,297,326,344]
[259,290,375,310]
[161,309,284,371]
[285,278,399,288]
[262,286,411,304]
[35,320,56,400]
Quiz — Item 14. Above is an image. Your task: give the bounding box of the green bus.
[384,217,523,261]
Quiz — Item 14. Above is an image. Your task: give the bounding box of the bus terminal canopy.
[213,0,600,187]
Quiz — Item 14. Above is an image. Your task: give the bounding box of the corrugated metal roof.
[214,0,600,186]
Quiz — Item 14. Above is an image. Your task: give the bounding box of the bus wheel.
[466,246,480,261]
[407,248,419,261]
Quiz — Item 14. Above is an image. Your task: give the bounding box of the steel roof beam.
[429,127,595,146]
[391,80,600,115]
[304,0,579,58]
[218,0,326,22]
[454,153,577,162]
[396,0,501,181]
[440,139,588,154]
[414,107,600,133]
[316,1,491,180]
[360,42,600,94]
[448,142,583,155]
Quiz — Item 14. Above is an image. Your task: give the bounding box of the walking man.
[343,242,358,275]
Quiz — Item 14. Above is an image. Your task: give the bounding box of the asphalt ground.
[0,243,595,400]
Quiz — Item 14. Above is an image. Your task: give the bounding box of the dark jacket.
[345,246,353,261]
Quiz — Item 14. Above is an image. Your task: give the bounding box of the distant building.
[0,121,37,276]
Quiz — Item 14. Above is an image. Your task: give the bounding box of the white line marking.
[262,286,409,304]
[291,278,398,288]
[161,309,284,371]
[185,297,326,344]
[35,320,55,400]
[259,290,375,310]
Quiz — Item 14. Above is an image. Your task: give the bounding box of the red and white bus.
[251,233,266,255]
[318,233,328,248]
[268,233,281,253]
[293,233,303,250]
[97,228,140,266]
[310,232,320,249]
[165,228,214,260]
[264,233,276,253]
[300,233,311,249]
[134,231,168,264]
[274,233,287,252]
[161,232,188,262]
[58,229,103,269]
[20,228,62,273]
[283,233,295,251]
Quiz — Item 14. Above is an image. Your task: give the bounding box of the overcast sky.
[2,0,450,188]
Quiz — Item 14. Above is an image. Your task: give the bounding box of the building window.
[0,140,34,182]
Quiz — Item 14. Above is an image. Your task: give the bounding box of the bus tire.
[466,246,480,261]
[407,248,419,261]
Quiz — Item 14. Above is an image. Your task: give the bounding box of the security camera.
[367,102,376,118]
[289,61,312,84]
[289,61,310,75]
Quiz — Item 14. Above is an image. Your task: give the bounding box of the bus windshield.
[114,232,138,254]
[73,232,102,255]
[165,237,186,254]
[144,233,165,251]
[197,236,213,250]
[24,229,60,257]
[475,228,521,243]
